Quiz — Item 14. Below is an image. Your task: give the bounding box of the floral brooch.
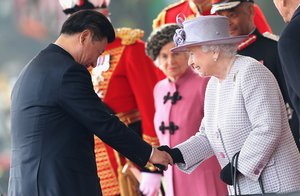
[173,13,186,47]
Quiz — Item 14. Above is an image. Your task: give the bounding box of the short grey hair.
[200,44,237,57]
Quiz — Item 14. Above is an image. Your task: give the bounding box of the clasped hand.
[149,147,173,171]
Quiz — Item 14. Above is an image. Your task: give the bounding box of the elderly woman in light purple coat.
[159,15,300,195]
[139,24,227,196]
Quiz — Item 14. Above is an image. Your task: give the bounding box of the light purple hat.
[171,15,248,52]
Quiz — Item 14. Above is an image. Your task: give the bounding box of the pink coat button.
[219,152,225,158]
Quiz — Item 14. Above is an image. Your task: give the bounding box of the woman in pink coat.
[139,24,227,196]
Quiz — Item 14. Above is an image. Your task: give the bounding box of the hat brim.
[211,2,241,14]
[171,35,248,52]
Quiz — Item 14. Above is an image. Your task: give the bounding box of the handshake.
[149,145,184,171]
[150,145,241,186]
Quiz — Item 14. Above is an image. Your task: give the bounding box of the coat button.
[254,169,260,175]
[219,152,225,158]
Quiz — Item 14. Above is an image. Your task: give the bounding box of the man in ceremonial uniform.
[212,0,300,150]
[153,0,271,34]
[59,0,161,195]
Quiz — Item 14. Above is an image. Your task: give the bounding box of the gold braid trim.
[143,134,160,147]
[189,0,198,14]
[97,46,125,98]
[93,47,125,195]
[189,0,212,15]
[116,109,141,126]
[152,0,185,29]
[152,10,167,29]
[115,28,144,45]
[94,136,120,196]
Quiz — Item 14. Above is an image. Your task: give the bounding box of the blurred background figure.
[144,23,228,196]
[0,76,11,196]
[13,0,66,40]
[59,0,162,195]
[152,0,272,35]
[212,0,300,150]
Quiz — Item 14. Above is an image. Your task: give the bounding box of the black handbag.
[230,152,300,196]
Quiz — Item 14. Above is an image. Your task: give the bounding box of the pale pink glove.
[139,172,162,196]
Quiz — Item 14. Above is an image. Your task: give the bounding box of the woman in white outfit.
[159,15,300,195]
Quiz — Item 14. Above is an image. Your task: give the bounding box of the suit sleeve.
[278,32,300,102]
[58,64,152,167]
[272,54,290,105]
[238,62,283,181]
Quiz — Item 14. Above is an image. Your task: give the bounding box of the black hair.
[60,10,115,43]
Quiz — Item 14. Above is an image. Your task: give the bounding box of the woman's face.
[157,42,189,81]
[187,46,214,77]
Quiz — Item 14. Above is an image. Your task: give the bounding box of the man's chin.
[84,64,93,69]
[87,64,97,68]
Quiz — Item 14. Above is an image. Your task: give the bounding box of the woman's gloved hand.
[220,162,241,185]
[139,172,162,196]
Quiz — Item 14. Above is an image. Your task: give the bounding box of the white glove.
[139,172,162,196]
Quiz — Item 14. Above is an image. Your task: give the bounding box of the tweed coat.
[176,55,300,195]
[154,67,227,196]
[238,28,299,150]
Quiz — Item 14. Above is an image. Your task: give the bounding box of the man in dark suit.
[273,0,300,147]
[212,0,300,151]
[8,10,172,196]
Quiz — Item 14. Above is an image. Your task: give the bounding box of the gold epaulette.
[189,0,198,14]
[262,32,279,42]
[115,28,144,45]
[152,0,186,29]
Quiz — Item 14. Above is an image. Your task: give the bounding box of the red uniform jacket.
[90,28,160,196]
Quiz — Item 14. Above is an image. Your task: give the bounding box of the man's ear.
[79,29,92,45]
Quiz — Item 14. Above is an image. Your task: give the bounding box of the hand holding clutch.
[220,162,241,185]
